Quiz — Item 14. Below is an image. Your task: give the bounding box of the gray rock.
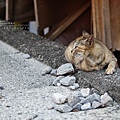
[69,86,76,90]
[22,53,30,59]
[57,63,74,75]
[69,83,80,90]
[52,93,67,104]
[50,69,57,76]
[80,88,90,97]
[67,91,80,107]
[72,102,82,111]
[57,83,61,86]
[101,92,113,107]
[55,104,72,113]
[92,101,102,109]
[47,104,55,110]
[94,93,101,102]
[53,76,65,86]
[42,66,52,75]
[60,76,76,86]
[81,102,92,110]
[80,93,101,104]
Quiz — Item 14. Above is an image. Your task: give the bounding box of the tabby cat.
[65,30,117,74]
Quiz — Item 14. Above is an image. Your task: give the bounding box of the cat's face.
[71,30,94,53]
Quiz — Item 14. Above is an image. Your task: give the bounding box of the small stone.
[26,114,38,120]
[52,76,65,86]
[69,86,76,90]
[22,54,30,59]
[57,83,61,86]
[101,92,113,107]
[52,93,67,104]
[50,69,57,76]
[60,76,76,86]
[42,66,52,75]
[48,104,54,110]
[92,101,102,109]
[55,104,72,113]
[72,102,82,111]
[80,88,90,97]
[69,83,79,90]
[67,91,80,107]
[81,102,91,110]
[93,93,101,102]
[56,63,74,75]
[80,93,101,104]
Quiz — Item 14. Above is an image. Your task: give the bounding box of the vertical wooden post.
[92,0,112,49]
[6,0,14,21]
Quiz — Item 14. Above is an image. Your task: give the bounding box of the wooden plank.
[6,0,14,21]
[110,0,120,50]
[91,0,97,38]
[103,0,112,49]
[46,1,91,40]
[6,0,35,22]
[99,0,106,44]
[92,0,112,49]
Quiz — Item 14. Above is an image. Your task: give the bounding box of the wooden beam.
[103,0,112,48]
[6,0,35,22]
[92,0,112,49]
[6,0,14,21]
[91,0,97,38]
[110,0,120,50]
[46,1,91,40]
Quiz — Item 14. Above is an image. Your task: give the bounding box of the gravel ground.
[0,27,66,68]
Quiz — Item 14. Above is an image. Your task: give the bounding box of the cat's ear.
[82,30,89,36]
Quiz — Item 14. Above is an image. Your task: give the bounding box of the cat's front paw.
[106,67,115,74]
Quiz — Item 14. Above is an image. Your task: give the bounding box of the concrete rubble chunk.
[93,93,101,102]
[101,92,113,106]
[69,83,80,90]
[55,104,72,113]
[72,102,82,111]
[92,101,102,109]
[57,83,61,86]
[52,93,67,104]
[50,69,57,76]
[52,76,65,86]
[81,102,92,110]
[56,63,74,75]
[42,66,52,75]
[80,93,101,104]
[80,88,91,97]
[67,91,80,107]
[22,53,31,59]
[69,86,76,90]
[60,76,76,86]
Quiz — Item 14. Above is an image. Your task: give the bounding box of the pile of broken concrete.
[42,63,115,113]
